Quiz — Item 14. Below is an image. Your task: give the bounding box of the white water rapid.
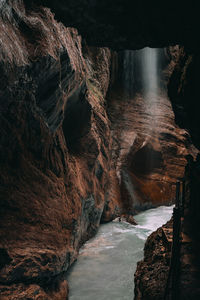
[67,205,173,300]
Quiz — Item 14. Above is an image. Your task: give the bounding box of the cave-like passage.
[67,47,177,299]
[114,47,180,213]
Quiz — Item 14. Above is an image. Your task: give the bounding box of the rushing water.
[67,205,174,300]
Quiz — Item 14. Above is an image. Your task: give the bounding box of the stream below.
[67,205,174,300]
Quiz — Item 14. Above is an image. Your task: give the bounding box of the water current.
[67,205,174,300]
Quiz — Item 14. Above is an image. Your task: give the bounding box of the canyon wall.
[168,48,200,150]
[0,1,199,300]
[0,2,122,299]
[134,159,200,300]
[107,49,196,212]
[134,48,200,300]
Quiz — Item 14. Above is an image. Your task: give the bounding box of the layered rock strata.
[134,48,200,299]
[0,2,122,299]
[134,158,200,299]
[107,49,196,212]
[134,221,172,299]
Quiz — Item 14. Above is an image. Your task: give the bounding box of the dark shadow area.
[62,83,92,153]
[0,248,12,270]
[130,144,164,176]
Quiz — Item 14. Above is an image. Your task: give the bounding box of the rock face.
[0,2,122,299]
[133,47,200,300]
[168,48,200,150]
[0,1,199,300]
[134,157,200,300]
[134,221,172,300]
[107,49,196,212]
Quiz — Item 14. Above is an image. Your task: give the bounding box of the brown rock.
[0,280,68,300]
[134,223,172,300]
[121,214,137,225]
[0,3,122,298]
[108,50,197,213]
[0,2,199,299]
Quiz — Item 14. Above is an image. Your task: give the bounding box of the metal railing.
[164,179,186,300]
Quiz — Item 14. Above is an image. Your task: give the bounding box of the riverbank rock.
[134,221,172,299]
[0,280,69,300]
[121,214,137,225]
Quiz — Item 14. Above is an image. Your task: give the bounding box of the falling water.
[141,48,158,97]
[122,47,164,98]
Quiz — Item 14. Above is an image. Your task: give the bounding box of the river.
[67,205,174,300]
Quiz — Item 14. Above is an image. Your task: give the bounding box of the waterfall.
[119,47,167,210]
[141,48,158,98]
[122,47,163,98]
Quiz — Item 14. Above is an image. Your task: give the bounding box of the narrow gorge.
[0,1,200,299]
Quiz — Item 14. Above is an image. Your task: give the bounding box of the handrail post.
[175,181,180,208]
[164,180,181,300]
[181,179,185,217]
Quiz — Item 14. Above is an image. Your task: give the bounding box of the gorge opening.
[108,47,192,214]
[66,47,194,299]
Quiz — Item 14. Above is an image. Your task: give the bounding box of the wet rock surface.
[107,50,196,213]
[134,221,172,300]
[0,1,199,299]
[0,3,122,298]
